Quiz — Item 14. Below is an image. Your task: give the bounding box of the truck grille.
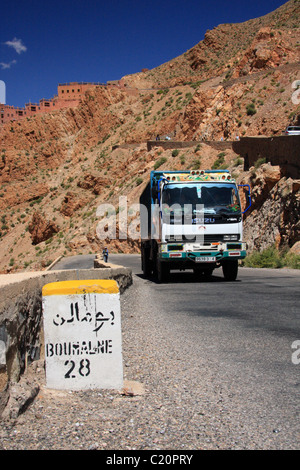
[166,234,240,243]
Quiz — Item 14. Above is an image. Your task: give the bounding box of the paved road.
[52,253,300,448]
[53,252,300,355]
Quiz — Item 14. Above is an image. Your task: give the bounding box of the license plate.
[195,257,216,263]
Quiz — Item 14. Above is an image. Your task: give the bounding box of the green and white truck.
[140,169,251,282]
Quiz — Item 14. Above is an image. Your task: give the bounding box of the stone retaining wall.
[114,137,300,180]
[233,135,300,179]
[146,140,233,152]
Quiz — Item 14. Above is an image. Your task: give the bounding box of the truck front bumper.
[159,241,247,265]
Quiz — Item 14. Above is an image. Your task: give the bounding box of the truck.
[140,169,251,282]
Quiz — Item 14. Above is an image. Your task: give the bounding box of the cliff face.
[0,0,299,272]
[238,165,300,252]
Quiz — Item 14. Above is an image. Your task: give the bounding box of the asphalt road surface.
[53,254,300,339]
[52,253,300,448]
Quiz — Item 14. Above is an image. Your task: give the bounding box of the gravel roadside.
[0,272,297,450]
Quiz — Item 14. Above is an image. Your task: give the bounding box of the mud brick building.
[0,81,111,126]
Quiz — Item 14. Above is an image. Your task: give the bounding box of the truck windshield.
[162,182,241,219]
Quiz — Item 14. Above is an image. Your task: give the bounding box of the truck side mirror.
[238,184,251,213]
[151,186,158,200]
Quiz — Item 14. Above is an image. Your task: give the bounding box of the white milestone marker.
[42,279,123,391]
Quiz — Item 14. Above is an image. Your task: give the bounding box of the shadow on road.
[136,271,241,284]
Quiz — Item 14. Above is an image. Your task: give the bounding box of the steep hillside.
[123,0,300,88]
[0,0,299,273]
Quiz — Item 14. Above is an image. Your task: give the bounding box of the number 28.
[64,359,91,378]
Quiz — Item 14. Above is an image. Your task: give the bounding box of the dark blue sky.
[1,0,288,107]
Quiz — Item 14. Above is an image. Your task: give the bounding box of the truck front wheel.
[222,260,238,281]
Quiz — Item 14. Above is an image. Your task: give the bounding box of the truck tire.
[222,260,238,281]
[142,245,152,278]
[157,259,170,283]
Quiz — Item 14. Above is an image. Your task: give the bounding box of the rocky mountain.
[125,0,299,86]
[0,0,299,273]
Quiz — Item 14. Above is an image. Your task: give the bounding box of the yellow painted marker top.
[42,279,119,296]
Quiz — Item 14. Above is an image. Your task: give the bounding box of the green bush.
[191,159,201,170]
[154,157,167,170]
[157,89,169,96]
[254,157,266,168]
[246,103,257,116]
[234,157,243,166]
[244,246,282,268]
[283,252,300,269]
[171,149,179,157]
[244,246,300,269]
[212,152,225,169]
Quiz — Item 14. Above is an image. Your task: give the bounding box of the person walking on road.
[102,247,109,263]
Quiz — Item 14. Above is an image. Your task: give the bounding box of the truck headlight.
[223,234,239,241]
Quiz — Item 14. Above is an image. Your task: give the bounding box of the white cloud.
[0,60,17,70]
[4,38,27,54]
